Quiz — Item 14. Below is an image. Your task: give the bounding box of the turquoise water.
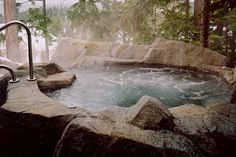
[45,66,231,111]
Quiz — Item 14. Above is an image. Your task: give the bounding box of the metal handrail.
[0,64,19,83]
[0,21,36,81]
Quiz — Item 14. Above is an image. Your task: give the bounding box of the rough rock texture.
[202,65,234,84]
[51,38,226,69]
[0,108,76,157]
[2,78,88,117]
[1,76,236,157]
[145,38,226,67]
[127,96,174,131]
[0,76,8,106]
[170,104,236,157]
[82,56,143,66]
[1,63,236,157]
[37,72,76,91]
[170,104,208,135]
[57,116,203,157]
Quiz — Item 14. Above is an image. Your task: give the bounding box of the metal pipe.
[0,21,36,81]
[0,64,19,83]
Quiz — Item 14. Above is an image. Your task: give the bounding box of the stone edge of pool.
[1,62,236,157]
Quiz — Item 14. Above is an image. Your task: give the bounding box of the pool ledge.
[1,77,87,118]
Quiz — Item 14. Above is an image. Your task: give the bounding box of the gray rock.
[0,108,76,157]
[205,104,236,137]
[37,71,76,91]
[57,116,203,157]
[127,96,174,131]
[170,104,208,135]
[0,76,8,106]
[170,103,236,157]
[146,38,226,67]
[52,38,226,69]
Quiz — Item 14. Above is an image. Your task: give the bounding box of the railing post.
[0,64,19,83]
[0,21,36,81]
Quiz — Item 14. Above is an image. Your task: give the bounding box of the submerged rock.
[127,96,175,131]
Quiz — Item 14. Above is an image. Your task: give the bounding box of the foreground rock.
[170,103,236,157]
[0,76,8,106]
[0,108,76,157]
[127,96,174,131]
[1,79,236,157]
[1,60,236,157]
[37,72,76,91]
[57,115,203,157]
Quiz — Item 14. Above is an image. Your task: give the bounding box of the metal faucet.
[0,21,36,81]
[0,64,19,83]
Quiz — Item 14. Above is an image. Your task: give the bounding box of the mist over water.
[45,66,231,111]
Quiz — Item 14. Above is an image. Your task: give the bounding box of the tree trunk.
[194,0,203,29]
[193,0,202,41]
[186,0,190,18]
[200,0,211,48]
[3,0,20,62]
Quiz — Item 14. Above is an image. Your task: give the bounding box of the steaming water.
[45,66,231,111]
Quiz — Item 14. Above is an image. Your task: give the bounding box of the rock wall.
[51,38,226,69]
[0,77,8,106]
[145,39,226,67]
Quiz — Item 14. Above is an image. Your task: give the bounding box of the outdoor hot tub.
[45,65,232,111]
[1,37,236,157]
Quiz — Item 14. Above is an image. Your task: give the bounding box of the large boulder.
[170,104,208,135]
[51,38,116,68]
[111,44,149,59]
[204,103,236,137]
[57,115,203,157]
[127,96,175,131]
[170,103,236,157]
[144,39,226,67]
[52,38,150,69]
[37,72,76,91]
[0,108,76,157]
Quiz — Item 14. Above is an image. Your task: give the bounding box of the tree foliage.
[2,0,235,64]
